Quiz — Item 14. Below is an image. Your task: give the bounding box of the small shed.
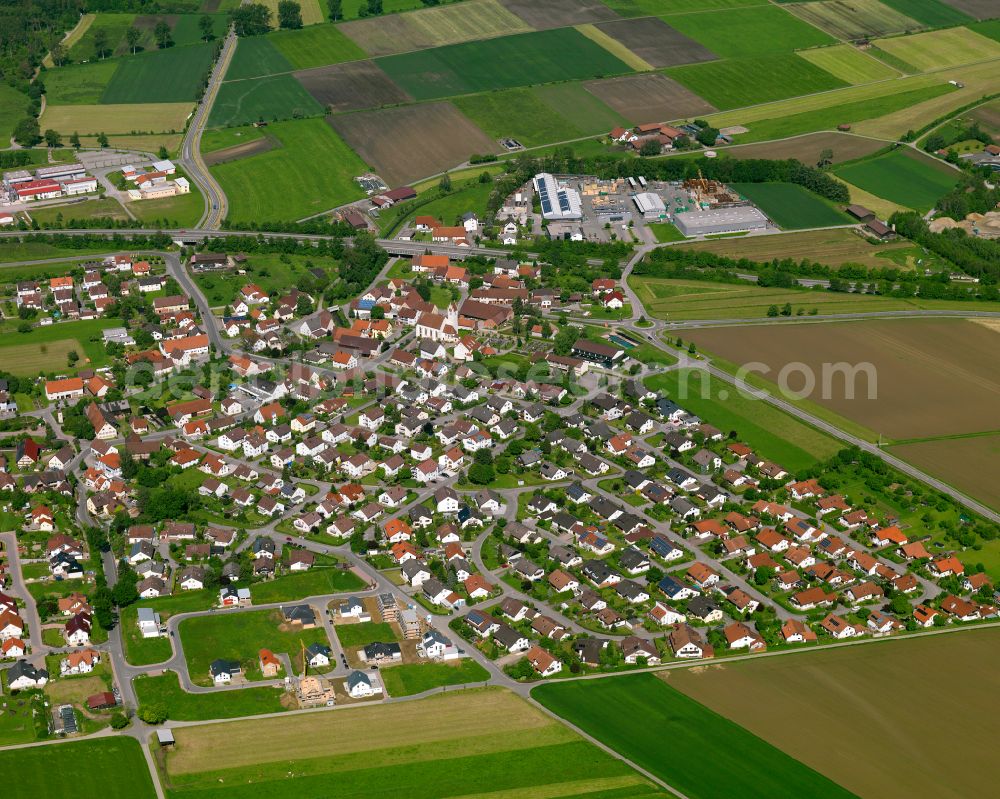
[157,729,176,746]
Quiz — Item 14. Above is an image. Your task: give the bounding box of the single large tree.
[154,20,173,49]
[199,13,215,40]
[232,4,272,36]
[92,28,108,60]
[125,25,141,54]
[278,0,303,29]
[327,0,342,20]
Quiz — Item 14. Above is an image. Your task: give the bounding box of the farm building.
[674,206,769,237]
[534,173,581,221]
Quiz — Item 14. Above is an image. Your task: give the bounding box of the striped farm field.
[208,74,325,127]
[797,44,899,84]
[833,148,959,212]
[880,0,973,27]
[269,23,367,70]
[576,23,654,71]
[225,35,293,80]
[100,43,215,103]
[873,26,1000,71]
[786,0,921,40]
[339,0,531,57]
[664,5,837,58]
[454,89,588,147]
[40,102,193,134]
[534,82,631,135]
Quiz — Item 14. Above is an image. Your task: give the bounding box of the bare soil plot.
[499,0,620,29]
[203,135,278,166]
[941,0,999,19]
[668,627,1000,799]
[892,434,1000,510]
[593,17,717,68]
[584,72,715,124]
[327,102,500,186]
[339,0,530,57]
[718,131,886,165]
[295,60,412,113]
[686,318,1000,440]
[970,98,1000,137]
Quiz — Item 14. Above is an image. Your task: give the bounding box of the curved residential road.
[181,26,239,230]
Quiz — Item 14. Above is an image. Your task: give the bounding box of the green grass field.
[68,12,135,61]
[666,5,836,59]
[0,84,32,143]
[649,222,686,242]
[101,43,215,103]
[192,251,332,305]
[269,23,367,70]
[200,124,268,152]
[134,671,288,720]
[834,149,959,212]
[534,82,630,135]
[226,35,294,80]
[533,674,858,799]
[729,182,850,229]
[120,590,215,666]
[874,26,1000,71]
[666,54,847,110]
[0,737,156,799]
[42,59,119,104]
[208,73,324,127]
[454,89,586,147]
[171,12,230,45]
[880,0,973,27]
[179,608,331,684]
[644,368,842,471]
[797,44,899,85]
[334,620,399,648]
[212,118,366,222]
[729,83,953,143]
[971,20,1000,44]
[376,28,634,101]
[0,240,113,262]
[381,660,491,696]
[29,197,130,225]
[249,566,365,603]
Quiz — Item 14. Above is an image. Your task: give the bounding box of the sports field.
[269,22,367,70]
[797,43,899,84]
[669,628,1000,799]
[874,26,1000,70]
[667,53,847,110]
[42,60,119,104]
[376,28,634,101]
[534,82,630,134]
[179,608,331,684]
[787,0,921,40]
[41,101,193,135]
[340,0,531,57]
[212,118,366,222]
[730,182,850,229]
[329,102,499,186]
[892,433,1000,511]
[208,73,325,127]
[586,72,715,122]
[833,148,958,212]
[101,43,215,103]
[534,673,857,799]
[665,5,836,58]
[295,60,412,112]
[455,89,587,147]
[684,318,1000,440]
[161,688,665,799]
[0,737,156,799]
[679,228,912,269]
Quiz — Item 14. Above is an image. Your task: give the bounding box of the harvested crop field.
[833,148,958,213]
[203,135,278,165]
[685,318,1000,439]
[296,61,412,112]
[720,131,886,165]
[593,16,718,68]
[40,102,193,134]
[340,0,530,57]
[679,228,911,269]
[376,28,633,102]
[667,53,848,110]
[668,628,1000,799]
[892,434,1000,510]
[874,26,1000,71]
[500,0,620,28]
[584,72,715,124]
[160,688,662,799]
[787,0,921,40]
[796,43,899,84]
[329,103,498,185]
